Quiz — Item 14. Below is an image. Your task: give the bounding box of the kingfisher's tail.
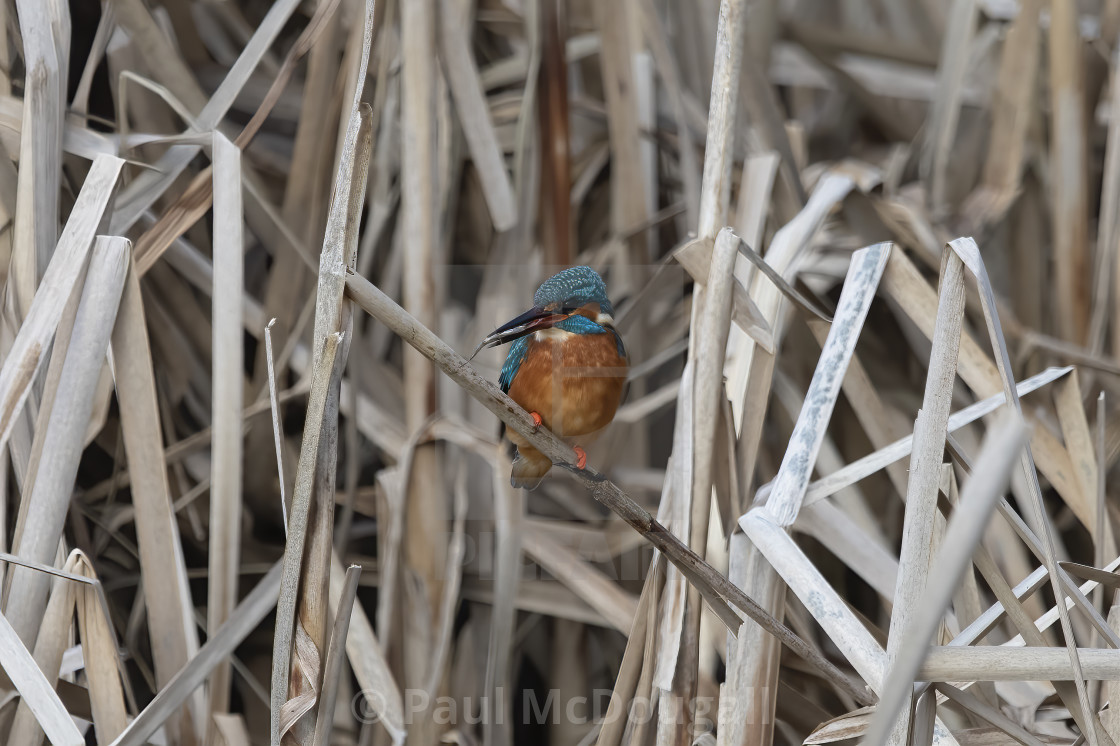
[511,445,553,490]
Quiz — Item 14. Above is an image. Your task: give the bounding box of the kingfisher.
[474,266,628,489]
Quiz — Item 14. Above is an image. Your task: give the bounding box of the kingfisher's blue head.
[471,266,616,359]
[532,266,613,316]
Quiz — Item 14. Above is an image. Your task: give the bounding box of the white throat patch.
[534,327,573,342]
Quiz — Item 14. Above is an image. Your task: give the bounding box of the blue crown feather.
[533,266,613,315]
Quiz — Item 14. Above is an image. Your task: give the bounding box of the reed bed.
[3,0,1120,744]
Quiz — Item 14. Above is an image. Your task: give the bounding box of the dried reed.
[0,1,1118,745]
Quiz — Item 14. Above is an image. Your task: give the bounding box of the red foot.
[529,411,543,431]
[573,446,587,470]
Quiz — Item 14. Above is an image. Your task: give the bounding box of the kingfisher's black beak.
[470,305,569,359]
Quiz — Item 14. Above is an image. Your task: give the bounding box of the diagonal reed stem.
[342,267,875,707]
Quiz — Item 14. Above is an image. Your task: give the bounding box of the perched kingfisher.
[474,267,628,489]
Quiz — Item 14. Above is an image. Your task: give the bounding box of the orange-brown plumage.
[505,330,628,486]
[506,331,628,436]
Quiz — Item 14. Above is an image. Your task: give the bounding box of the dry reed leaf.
[636,0,701,226]
[8,550,82,745]
[484,445,520,746]
[805,318,909,497]
[0,154,123,453]
[461,578,619,628]
[805,707,875,745]
[311,564,361,746]
[951,236,1107,742]
[919,0,978,214]
[207,130,244,724]
[7,236,129,646]
[522,524,638,633]
[113,0,207,113]
[867,412,1025,745]
[795,499,898,601]
[725,170,856,435]
[0,92,117,160]
[0,602,84,746]
[133,0,346,277]
[255,0,345,411]
[740,508,885,694]
[684,229,739,700]
[651,359,693,693]
[70,4,115,121]
[398,5,447,734]
[1105,42,1120,353]
[423,459,468,698]
[289,341,405,460]
[595,553,662,746]
[1048,0,1091,345]
[7,2,1120,743]
[733,237,833,323]
[777,366,1071,507]
[73,552,129,743]
[762,241,889,526]
[998,555,1120,645]
[733,151,781,248]
[269,332,343,745]
[212,714,252,746]
[109,2,302,248]
[882,249,1088,526]
[1055,373,1106,543]
[934,682,1045,746]
[108,249,201,706]
[717,172,863,743]
[594,0,649,253]
[264,319,288,527]
[964,0,1041,227]
[438,0,515,231]
[720,531,784,745]
[674,238,775,354]
[328,554,405,744]
[10,0,68,320]
[8,207,91,501]
[1106,607,1120,742]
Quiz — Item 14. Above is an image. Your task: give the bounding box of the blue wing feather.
[499,336,531,393]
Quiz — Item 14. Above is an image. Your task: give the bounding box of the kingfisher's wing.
[499,336,531,393]
[610,327,626,360]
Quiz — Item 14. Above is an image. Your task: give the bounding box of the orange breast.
[506,332,628,438]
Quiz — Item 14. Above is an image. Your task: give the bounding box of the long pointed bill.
[470,305,569,359]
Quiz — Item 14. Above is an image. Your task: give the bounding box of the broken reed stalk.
[311,564,362,746]
[341,267,876,707]
[883,248,967,743]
